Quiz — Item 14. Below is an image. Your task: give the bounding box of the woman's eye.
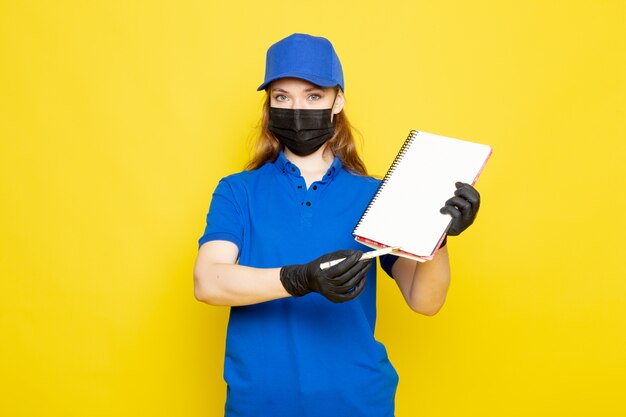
[308,94,321,101]
[275,95,288,101]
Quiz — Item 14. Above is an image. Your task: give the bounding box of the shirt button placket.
[301,182,314,227]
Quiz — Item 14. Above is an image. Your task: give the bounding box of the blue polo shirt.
[198,150,399,417]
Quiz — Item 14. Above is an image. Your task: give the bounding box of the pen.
[319,247,400,270]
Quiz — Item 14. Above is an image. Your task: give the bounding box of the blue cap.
[257,33,344,92]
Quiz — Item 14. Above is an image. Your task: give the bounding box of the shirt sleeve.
[198,178,244,252]
[378,254,399,278]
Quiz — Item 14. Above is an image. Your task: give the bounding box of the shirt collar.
[273,149,343,181]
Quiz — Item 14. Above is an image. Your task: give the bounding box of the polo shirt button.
[291,167,295,172]
[306,201,311,206]
[297,185,302,189]
[313,185,317,190]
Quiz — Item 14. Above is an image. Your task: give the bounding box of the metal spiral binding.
[352,130,419,234]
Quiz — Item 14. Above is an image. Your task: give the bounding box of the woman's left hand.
[439,182,481,236]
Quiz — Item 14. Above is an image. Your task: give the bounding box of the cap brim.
[257,72,340,91]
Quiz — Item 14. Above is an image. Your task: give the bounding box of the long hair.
[245,92,368,175]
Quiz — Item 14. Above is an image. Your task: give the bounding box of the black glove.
[280,250,371,303]
[439,182,481,236]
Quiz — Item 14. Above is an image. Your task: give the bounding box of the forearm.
[194,263,290,307]
[392,246,451,315]
[193,241,369,306]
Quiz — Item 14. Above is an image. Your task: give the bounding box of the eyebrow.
[271,87,325,93]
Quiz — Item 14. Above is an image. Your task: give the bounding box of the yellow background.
[1,1,624,415]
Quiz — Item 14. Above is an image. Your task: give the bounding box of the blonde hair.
[245,92,368,175]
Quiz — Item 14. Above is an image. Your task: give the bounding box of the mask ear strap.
[330,88,340,122]
[331,88,339,110]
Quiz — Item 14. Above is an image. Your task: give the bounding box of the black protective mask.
[268,107,335,156]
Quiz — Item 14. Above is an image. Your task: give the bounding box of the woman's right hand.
[280,250,371,303]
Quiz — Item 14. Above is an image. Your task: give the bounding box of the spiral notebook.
[353,130,492,262]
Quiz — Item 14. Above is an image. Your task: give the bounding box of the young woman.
[194,33,480,416]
